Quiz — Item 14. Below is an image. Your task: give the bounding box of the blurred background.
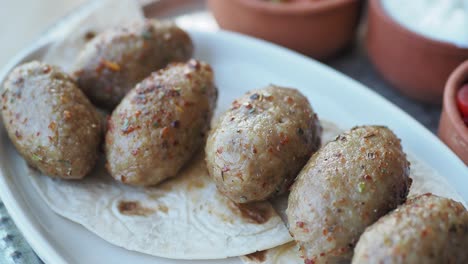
[0,0,87,67]
[0,0,466,155]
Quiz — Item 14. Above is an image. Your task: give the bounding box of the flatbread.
[42,0,144,72]
[240,122,465,264]
[29,151,291,259]
[242,242,302,264]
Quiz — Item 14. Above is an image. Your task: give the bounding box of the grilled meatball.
[74,19,193,109]
[1,61,102,179]
[205,86,321,203]
[353,193,468,264]
[105,60,217,186]
[286,126,412,264]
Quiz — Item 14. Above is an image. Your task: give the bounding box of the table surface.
[0,1,443,263]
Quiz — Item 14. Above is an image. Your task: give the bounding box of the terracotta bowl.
[207,0,363,60]
[438,61,468,165]
[366,0,468,104]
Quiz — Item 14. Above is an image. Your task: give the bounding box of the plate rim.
[0,1,106,263]
[0,37,69,264]
[1,5,467,264]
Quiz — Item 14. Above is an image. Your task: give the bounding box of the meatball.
[1,61,102,179]
[74,19,193,109]
[205,86,321,203]
[105,60,217,186]
[286,126,412,263]
[353,193,468,264]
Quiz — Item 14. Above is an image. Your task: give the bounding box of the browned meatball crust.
[1,61,102,179]
[353,193,468,264]
[205,86,321,203]
[287,126,412,264]
[105,60,217,186]
[74,19,193,109]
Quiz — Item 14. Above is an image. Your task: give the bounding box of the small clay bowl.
[438,61,468,165]
[207,0,363,60]
[366,0,468,104]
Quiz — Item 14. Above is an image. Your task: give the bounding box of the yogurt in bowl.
[366,0,468,103]
[382,0,468,48]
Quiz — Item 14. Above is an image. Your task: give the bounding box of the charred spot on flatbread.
[228,201,272,224]
[245,250,267,262]
[118,200,154,216]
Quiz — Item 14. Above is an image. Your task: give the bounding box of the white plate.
[1,12,468,264]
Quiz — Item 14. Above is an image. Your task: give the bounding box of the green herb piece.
[31,154,42,161]
[358,182,366,193]
[152,121,159,128]
[121,119,130,132]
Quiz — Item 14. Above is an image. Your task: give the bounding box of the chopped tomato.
[457,84,468,125]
